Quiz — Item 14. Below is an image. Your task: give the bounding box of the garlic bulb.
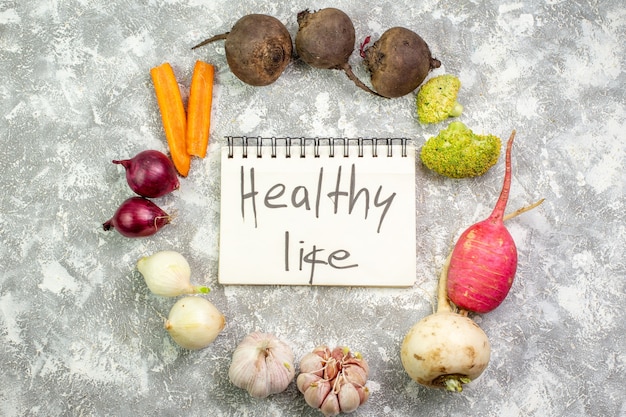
[165,296,225,350]
[137,250,209,297]
[297,345,369,417]
[228,332,295,398]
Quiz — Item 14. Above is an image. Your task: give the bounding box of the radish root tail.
[436,254,453,313]
[503,198,545,222]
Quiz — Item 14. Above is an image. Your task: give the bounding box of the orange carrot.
[150,63,190,177]
[186,60,215,158]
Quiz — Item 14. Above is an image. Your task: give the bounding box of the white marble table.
[1,1,624,416]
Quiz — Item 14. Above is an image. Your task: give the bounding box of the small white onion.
[165,296,225,350]
[137,250,209,297]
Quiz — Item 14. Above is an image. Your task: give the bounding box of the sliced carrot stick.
[150,63,190,177]
[186,60,215,158]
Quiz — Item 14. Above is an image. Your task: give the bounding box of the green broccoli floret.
[420,121,502,178]
[416,74,464,124]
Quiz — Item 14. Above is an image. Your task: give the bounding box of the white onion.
[165,296,225,350]
[137,250,209,297]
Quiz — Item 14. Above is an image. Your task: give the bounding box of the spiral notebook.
[218,137,416,287]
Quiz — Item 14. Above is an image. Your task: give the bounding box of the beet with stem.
[295,8,382,97]
[192,14,292,86]
[363,27,441,98]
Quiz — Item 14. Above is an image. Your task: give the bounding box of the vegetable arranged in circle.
[113,150,179,198]
[404,133,542,391]
[229,332,296,398]
[420,121,502,179]
[102,197,171,238]
[137,250,210,297]
[150,63,190,177]
[193,14,292,86]
[416,74,464,124]
[297,345,370,416]
[186,60,215,158]
[296,8,381,97]
[165,296,225,350]
[363,27,441,98]
[446,130,518,313]
[401,255,491,392]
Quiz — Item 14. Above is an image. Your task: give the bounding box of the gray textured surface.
[1,1,625,416]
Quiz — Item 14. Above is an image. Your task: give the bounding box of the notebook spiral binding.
[226,137,411,158]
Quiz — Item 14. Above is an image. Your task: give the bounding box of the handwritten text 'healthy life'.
[239,163,396,233]
[237,163,398,284]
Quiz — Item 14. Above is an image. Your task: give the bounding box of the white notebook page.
[218,138,416,287]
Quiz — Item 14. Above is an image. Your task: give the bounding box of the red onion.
[103,197,171,238]
[113,150,180,198]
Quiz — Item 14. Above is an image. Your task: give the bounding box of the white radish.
[401,197,543,391]
[400,255,491,392]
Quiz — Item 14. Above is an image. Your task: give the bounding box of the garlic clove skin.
[244,355,270,398]
[356,385,370,405]
[165,296,225,350]
[297,372,322,393]
[298,345,370,415]
[342,362,368,387]
[337,382,360,413]
[313,345,332,359]
[264,345,295,396]
[137,250,209,297]
[320,391,340,417]
[323,356,339,381]
[299,351,325,376]
[228,332,296,398]
[303,379,331,409]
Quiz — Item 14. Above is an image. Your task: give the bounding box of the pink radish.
[402,135,543,391]
[446,130,518,313]
[401,197,543,392]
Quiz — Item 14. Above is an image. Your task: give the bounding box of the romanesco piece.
[416,74,463,124]
[420,121,501,178]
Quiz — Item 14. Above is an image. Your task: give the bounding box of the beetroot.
[295,8,381,97]
[192,14,292,86]
[363,27,441,98]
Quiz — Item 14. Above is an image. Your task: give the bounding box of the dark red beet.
[363,27,441,98]
[192,14,292,86]
[295,8,382,97]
